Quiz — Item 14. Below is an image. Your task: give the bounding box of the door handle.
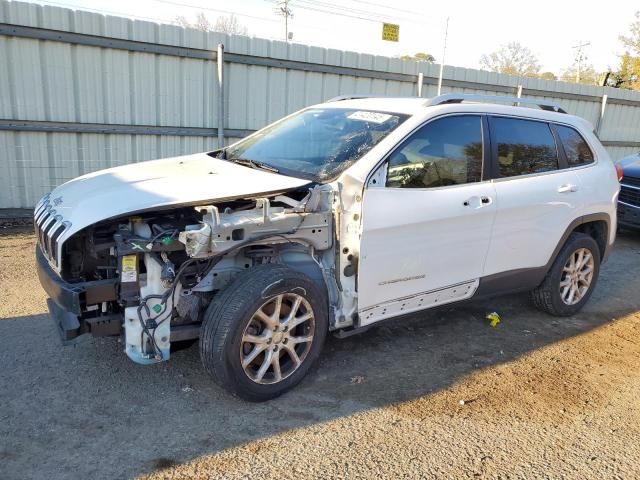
[463,195,493,208]
[558,184,578,193]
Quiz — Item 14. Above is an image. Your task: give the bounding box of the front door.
[357,114,496,325]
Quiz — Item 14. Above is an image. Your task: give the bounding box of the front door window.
[386,115,484,188]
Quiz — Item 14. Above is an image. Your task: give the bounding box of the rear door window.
[555,125,595,166]
[491,117,559,177]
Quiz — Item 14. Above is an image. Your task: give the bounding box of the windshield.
[220,108,407,181]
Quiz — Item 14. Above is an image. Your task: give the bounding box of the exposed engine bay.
[59,184,343,364]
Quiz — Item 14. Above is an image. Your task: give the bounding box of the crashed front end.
[35,185,336,364]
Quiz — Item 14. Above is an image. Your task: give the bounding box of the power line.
[156,0,282,25]
[158,0,340,37]
[292,0,430,25]
[296,0,419,23]
[298,0,396,18]
[352,0,426,16]
[30,0,440,52]
[28,0,174,24]
[32,0,343,40]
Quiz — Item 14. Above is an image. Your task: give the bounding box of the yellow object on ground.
[486,312,501,327]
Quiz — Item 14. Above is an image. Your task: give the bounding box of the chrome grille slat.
[41,212,58,236]
[621,176,640,188]
[33,195,71,270]
[35,210,48,225]
[34,203,45,217]
[35,206,51,224]
[34,194,50,215]
[620,185,640,207]
[50,223,67,259]
[39,222,48,250]
[47,217,63,256]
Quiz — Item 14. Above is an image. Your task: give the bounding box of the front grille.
[619,183,640,207]
[621,176,640,188]
[33,194,71,269]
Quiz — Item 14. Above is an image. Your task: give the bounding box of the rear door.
[357,114,496,325]
[482,116,583,278]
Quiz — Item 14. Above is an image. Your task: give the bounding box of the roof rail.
[326,94,425,102]
[326,95,376,102]
[425,93,567,114]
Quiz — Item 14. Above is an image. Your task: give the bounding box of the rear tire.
[199,264,328,401]
[531,232,600,316]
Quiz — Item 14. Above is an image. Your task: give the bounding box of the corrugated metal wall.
[1,0,640,208]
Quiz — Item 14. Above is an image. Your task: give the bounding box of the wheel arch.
[277,245,326,292]
[552,213,611,266]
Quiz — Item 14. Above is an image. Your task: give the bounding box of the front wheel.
[200,264,328,401]
[531,232,601,316]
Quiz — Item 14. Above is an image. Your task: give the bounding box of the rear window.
[555,125,595,166]
[491,117,559,177]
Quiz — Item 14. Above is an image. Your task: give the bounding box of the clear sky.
[25,0,639,75]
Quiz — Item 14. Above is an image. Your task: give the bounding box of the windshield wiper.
[229,158,279,173]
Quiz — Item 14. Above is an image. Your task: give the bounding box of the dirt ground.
[1,230,639,480]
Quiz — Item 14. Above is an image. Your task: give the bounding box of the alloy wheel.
[240,293,315,384]
[559,247,595,305]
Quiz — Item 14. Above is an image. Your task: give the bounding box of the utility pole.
[572,41,590,83]
[274,0,293,42]
[437,17,449,95]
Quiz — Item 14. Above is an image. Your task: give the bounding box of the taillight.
[615,164,624,182]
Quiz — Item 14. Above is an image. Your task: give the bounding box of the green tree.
[608,11,640,90]
[400,52,436,63]
[539,71,558,81]
[479,42,541,77]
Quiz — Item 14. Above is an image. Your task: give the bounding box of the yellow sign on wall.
[382,23,399,42]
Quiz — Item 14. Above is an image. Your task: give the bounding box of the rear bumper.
[36,246,119,343]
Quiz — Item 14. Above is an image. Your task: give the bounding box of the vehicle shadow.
[0,232,638,479]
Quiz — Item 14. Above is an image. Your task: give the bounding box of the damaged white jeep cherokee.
[35,94,620,401]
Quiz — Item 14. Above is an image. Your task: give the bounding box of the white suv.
[35,94,620,401]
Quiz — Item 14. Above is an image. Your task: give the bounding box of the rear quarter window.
[555,125,595,166]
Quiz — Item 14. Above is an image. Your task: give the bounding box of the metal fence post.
[596,94,608,136]
[217,43,225,148]
[417,72,423,97]
[514,84,523,106]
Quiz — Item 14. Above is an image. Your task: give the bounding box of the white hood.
[40,152,311,240]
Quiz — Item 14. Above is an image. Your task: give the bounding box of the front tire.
[531,232,601,316]
[200,264,328,401]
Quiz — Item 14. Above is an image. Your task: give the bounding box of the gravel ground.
[1,230,639,479]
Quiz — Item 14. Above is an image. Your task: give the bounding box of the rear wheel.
[200,264,328,401]
[531,233,601,316]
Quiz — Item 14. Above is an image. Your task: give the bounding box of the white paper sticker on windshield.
[347,111,393,124]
